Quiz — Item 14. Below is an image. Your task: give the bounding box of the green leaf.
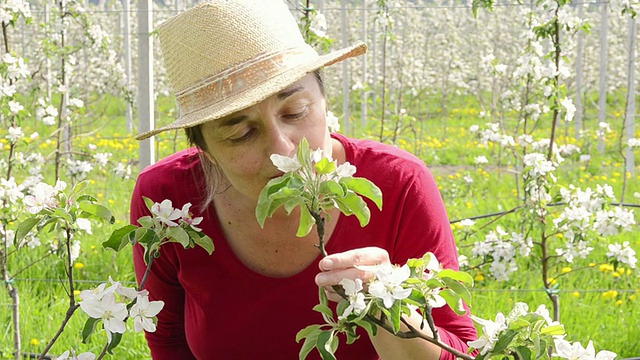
[15,217,40,244]
[316,331,337,360]
[76,194,98,203]
[81,317,101,343]
[355,318,378,338]
[320,180,346,197]
[103,224,138,252]
[515,345,533,360]
[297,138,312,170]
[137,215,154,228]
[296,205,315,237]
[388,301,402,333]
[167,226,190,248]
[69,180,90,199]
[315,157,336,175]
[188,230,215,255]
[438,269,474,285]
[439,289,466,315]
[53,208,73,223]
[256,176,292,227]
[334,192,370,227]
[441,277,472,305]
[79,202,115,224]
[313,304,334,319]
[142,196,156,211]
[491,329,517,354]
[339,177,382,210]
[296,324,322,343]
[540,324,565,336]
[106,332,123,354]
[297,326,321,360]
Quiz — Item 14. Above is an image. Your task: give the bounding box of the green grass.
[1,92,639,358]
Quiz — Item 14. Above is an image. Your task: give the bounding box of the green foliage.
[256,138,382,239]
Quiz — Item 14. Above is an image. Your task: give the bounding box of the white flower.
[70,241,80,264]
[151,199,182,227]
[628,138,640,148]
[270,153,302,173]
[560,97,576,122]
[338,278,366,320]
[368,264,411,308]
[607,242,637,269]
[468,313,507,355]
[6,126,23,142]
[55,349,96,360]
[459,219,475,227]
[23,180,66,214]
[76,218,92,234]
[469,125,479,133]
[179,203,203,231]
[474,155,489,165]
[326,110,340,132]
[334,162,356,179]
[129,294,164,332]
[8,100,23,114]
[79,292,127,342]
[93,152,112,167]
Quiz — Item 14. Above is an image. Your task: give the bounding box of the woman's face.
[201,73,332,204]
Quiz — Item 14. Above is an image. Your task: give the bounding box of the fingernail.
[321,259,333,270]
[316,273,327,285]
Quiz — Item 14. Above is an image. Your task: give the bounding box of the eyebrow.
[218,114,249,128]
[277,86,304,100]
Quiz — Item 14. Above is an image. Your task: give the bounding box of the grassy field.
[1,93,639,358]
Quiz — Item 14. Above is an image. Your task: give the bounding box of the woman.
[131,1,477,359]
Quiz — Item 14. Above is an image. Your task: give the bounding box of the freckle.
[275,250,279,253]
[227,221,232,225]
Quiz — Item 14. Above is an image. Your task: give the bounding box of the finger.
[315,267,376,288]
[319,247,390,271]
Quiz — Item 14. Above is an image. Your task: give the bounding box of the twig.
[364,314,475,360]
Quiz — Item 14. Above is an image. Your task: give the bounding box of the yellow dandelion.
[561,267,572,274]
[30,339,39,346]
[589,263,596,267]
[548,277,557,285]
[73,290,81,296]
[466,202,473,209]
[572,291,580,298]
[97,193,104,199]
[601,290,619,300]
[630,294,637,301]
[74,262,84,270]
[612,272,621,277]
[615,300,623,306]
[474,273,485,282]
[557,233,564,239]
[599,264,614,272]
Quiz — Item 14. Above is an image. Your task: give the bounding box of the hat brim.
[136,42,367,140]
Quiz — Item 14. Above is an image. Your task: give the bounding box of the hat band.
[175,47,319,117]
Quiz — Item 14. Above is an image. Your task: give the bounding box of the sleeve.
[131,175,197,360]
[389,164,478,360]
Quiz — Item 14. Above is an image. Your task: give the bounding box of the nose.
[265,121,296,157]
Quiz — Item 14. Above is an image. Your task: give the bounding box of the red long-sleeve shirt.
[131,133,477,359]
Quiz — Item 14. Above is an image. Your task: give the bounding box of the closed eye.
[228,127,258,144]
[282,105,309,120]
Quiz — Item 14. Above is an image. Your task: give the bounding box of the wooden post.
[341,0,350,134]
[597,1,608,153]
[624,17,636,175]
[138,0,155,169]
[123,0,132,133]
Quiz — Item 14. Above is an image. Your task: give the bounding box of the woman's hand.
[314,247,391,302]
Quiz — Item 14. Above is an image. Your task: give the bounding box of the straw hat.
[136,0,366,140]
